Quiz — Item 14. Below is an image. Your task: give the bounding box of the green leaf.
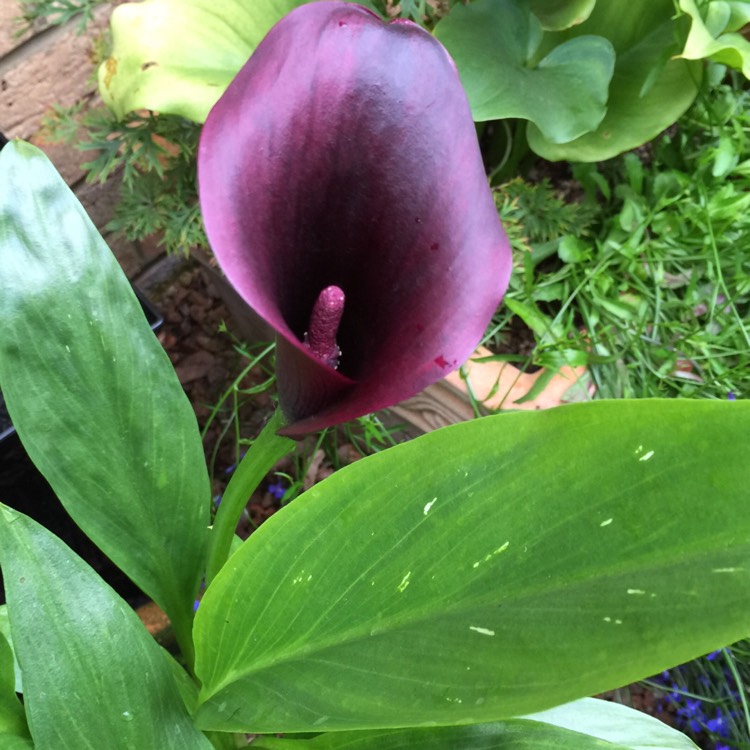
[0,504,213,750]
[250,698,699,749]
[527,0,702,160]
[194,399,749,733]
[525,698,700,749]
[529,0,597,31]
[0,141,210,659]
[434,0,614,142]
[678,0,750,78]
[0,628,28,741]
[0,607,21,694]
[98,0,376,123]
[0,735,34,750]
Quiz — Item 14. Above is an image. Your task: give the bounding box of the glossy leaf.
[0,141,209,656]
[678,0,750,77]
[434,0,614,141]
[194,399,749,732]
[250,698,699,749]
[199,2,511,437]
[529,0,597,30]
[0,504,213,750]
[527,0,702,161]
[98,0,374,122]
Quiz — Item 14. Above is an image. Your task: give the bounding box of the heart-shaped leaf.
[527,0,702,160]
[194,399,749,733]
[0,504,213,750]
[434,0,614,143]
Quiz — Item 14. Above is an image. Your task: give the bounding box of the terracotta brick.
[0,6,111,140]
[1,2,168,281]
[0,2,40,60]
[74,169,121,229]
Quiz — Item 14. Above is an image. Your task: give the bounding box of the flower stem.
[205,408,295,586]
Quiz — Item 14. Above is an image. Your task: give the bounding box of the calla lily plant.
[198,2,511,438]
[0,4,748,750]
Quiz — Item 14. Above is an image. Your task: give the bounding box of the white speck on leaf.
[600,518,613,527]
[603,617,611,622]
[397,571,411,592]
[472,541,509,568]
[65,345,71,353]
[639,450,655,462]
[423,498,437,515]
[627,589,646,595]
[713,567,742,573]
[469,626,495,636]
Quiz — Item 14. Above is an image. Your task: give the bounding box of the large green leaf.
[434,0,614,142]
[250,698,699,749]
[194,399,749,733]
[527,0,702,161]
[0,504,213,750]
[0,141,209,657]
[678,0,750,77]
[98,0,375,123]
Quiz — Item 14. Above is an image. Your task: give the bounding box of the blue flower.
[268,480,287,500]
[706,649,722,661]
[706,708,731,737]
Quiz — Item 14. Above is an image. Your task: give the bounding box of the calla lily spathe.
[198,1,511,437]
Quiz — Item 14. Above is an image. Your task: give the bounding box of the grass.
[642,646,750,750]
[482,68,749,404]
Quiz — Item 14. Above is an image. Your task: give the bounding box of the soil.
[135,253,343,533]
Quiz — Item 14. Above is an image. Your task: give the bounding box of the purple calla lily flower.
[198,1,511,437]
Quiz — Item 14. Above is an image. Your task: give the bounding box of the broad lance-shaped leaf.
[98,0,376,122]
[0,504,213,750]
[194,400,749,733]
[0,141,210,658]
[198,2,511,438]
[251,698,700,749]
[433,0,614,142]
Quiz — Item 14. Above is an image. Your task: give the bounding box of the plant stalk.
[205,408,295,586]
